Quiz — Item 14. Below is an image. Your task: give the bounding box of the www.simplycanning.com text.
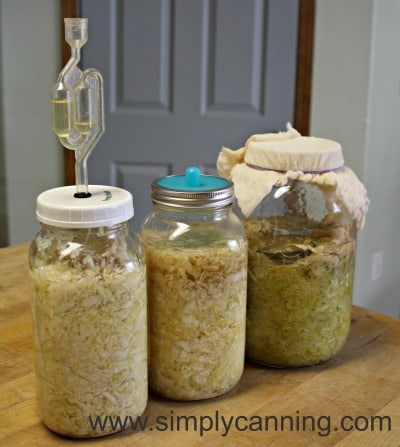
[88,410,392,438]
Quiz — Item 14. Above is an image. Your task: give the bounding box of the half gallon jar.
[29,186,147,437]
[141,168,247,400]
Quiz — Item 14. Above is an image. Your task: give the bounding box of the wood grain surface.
[0,243,399,446]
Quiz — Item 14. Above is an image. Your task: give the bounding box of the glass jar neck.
[153,203,232,223]
[40,221,129,239]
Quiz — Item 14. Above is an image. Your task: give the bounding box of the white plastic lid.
[36,185,134,228]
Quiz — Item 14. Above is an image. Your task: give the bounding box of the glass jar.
[217,127,369,367]
[140,168,247,400]
[29,185,147,437]
[242,180,356,366]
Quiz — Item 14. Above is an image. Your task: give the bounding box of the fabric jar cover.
[217,124,369,229]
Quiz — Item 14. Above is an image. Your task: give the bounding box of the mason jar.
[140,167,247,400]
[29,185,147,437]
[217,127,369,367]
[243,180,356,366]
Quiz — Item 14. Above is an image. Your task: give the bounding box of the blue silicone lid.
[151,167,233,208]
[157,166,230,191]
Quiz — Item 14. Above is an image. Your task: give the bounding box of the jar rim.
[151,175,234,209]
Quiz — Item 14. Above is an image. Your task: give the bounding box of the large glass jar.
[217,126,369,367]
[243,181,356,366]
[29,185,147,437]
[140,168,247,400]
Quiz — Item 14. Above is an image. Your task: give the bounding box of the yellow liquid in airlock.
[51,99,92,137]
[75,121,92,135]
[51,99,73,137]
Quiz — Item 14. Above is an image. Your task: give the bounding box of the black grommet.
[74,192,92,199]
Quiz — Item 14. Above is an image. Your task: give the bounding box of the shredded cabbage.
[244,214,355,367]
[30,229,147,437]
[142,230,247,400]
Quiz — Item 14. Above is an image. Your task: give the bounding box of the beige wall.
[311,0,400,318]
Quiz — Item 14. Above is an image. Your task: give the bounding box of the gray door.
[80,0,299,229]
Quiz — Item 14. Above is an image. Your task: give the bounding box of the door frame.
[60,0,315,185]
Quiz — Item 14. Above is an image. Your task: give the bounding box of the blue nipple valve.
[185,166,201,188]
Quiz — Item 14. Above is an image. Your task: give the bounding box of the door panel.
[202,0,265,113]
[79,0,300,229]
[115,0,173,112]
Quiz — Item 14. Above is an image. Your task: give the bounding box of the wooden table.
[1,243,399,447]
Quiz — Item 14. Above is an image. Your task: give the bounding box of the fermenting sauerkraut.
[30,227,147,437]
[142,231,247,400]
[244,214,355,367]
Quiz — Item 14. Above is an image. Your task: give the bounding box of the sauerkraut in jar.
[243,193,356,366]
[217,126,369,367]
[141,168,247,400]
[29,186,147,437]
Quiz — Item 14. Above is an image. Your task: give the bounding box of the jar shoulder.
[244,180,353,224]
[141,209,247,248]
[29,225,145,271]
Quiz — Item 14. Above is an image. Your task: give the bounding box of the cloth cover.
[217,124,369,229]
